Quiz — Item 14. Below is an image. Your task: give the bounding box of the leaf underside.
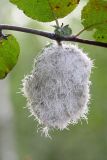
[10,0,80,22]
[81,0,107,42]
[0,35,20,79]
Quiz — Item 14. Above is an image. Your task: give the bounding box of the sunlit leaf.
[81,0,107,42]
[10,0,80,22]
[0,35,20,79]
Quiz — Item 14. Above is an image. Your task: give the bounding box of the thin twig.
[0,24,107,48]
[75,21,107,37]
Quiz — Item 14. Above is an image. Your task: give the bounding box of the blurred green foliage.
[1,0,107,160]
[0,35,20,79]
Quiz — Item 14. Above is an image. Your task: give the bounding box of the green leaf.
[81,0,107,42]
[10,0,80,22]
[0,35,20,79]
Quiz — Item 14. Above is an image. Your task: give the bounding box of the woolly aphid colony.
[22,42,93,137]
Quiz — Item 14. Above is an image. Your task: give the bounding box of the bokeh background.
[0,0,107,160]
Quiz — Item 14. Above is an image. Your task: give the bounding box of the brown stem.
[0,24,107,48]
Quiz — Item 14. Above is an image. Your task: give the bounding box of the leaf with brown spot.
[81,0,107,42]
[10,0,80,22]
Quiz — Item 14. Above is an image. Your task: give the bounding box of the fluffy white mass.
[22,42,93,136]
